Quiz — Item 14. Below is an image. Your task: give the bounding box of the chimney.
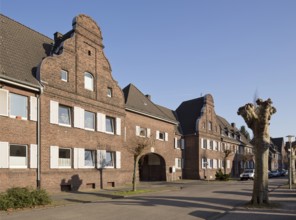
[231,123,236,128]
[145,94,151,100]
[54,32,63,42]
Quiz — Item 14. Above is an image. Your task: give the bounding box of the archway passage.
[139,153,166,181]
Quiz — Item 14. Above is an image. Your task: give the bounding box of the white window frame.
[58,105,72,127]
[202,157,207,169]
[9,93,28,120]
[105,116,115,134]
[58,148,72,168]
[107,87,112,98]
[84,72,94,91]
[61,69,68,82]
[0,89,9,116]
[84,149,95,168]
[84,110,95,131]
[175,158,182,169]
[9,144,28,169]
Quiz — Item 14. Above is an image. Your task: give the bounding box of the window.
[202,157,207,169]
[209,159,213,169]
[59,105,71,126]
[209,140,213,150]
[84,150,95,167]
[84,72,94,91]
[214,141,218,151]
[84,111,95,130]
[208,121,212,131]
[202,139,207,149]
[106,116,115,134]
[10,93,27,119]
[60,70,68,82]
[139,128,147,137]
[157,131,168,141]
[107,87,112,97]
[105,151,115,168]
[58,148,71,168]
[175,158,182,169]
[9,145,27,168]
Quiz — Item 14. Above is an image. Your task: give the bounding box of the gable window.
[9,145,27,168]
[58,148,71,168]
[107,87,112,97]
[84,72,94,91]
[208,121,212,131]
[140,128,147,137]
[84,150,95,167]
[105,151,115,168]
[10,93,27,119]
[106,116,115,134]
[60,70,68,82]
[84,111,95,130]
[156,131,168,141]
[59,105,71,126]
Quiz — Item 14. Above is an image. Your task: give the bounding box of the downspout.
[37,93,41,189]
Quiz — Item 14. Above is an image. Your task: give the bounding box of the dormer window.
[84,72,94,91]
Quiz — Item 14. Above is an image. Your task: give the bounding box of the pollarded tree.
[126,135,155,191]
[237,98,276,205]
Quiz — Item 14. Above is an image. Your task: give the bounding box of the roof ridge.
[0,13,53,41]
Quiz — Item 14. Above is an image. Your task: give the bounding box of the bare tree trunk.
[238,98,276,206]
[132,155,138,191]
[252,140,269,205]
[223,158,227,175]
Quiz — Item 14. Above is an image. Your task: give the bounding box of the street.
[1,178,295,220]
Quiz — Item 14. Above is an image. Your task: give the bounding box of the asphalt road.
[1,178,295,220]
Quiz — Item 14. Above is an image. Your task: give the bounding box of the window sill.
[9,166,28,169]
[105,131,115,135]
[58,123,71,127]
[85,128,95,131]
[10,115,27,120]
[57,166,72,169]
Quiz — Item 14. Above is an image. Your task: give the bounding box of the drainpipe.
[37,94,41,189]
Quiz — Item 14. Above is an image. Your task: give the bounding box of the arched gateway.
[138,153,166,181]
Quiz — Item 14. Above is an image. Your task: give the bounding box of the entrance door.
[139,153,166,181]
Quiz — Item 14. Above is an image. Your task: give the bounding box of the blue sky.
[1,0,295,139]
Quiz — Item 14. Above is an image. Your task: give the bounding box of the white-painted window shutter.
[218,142,221,151]
[213,159,217,169]
[156,130,160,140]
[165,132,169,141]
[227,160,230,169]
[116,118,121,135]
[50,146,59,168]
[207,140,211,149]
[97,150,106,168]
[181,139,185,149]
[136,126,140,136]
[201,138,204,148]
[0,89,9,116]
[30,144,38,168]
[74,106,84,129]
[50,100,59,124]
[78,148,85,168]
[147,128,151,138]
[74,148,84,169]
[175,158,179,168]
[0,142,9,168]
[30,96,37,121]
[116,151,121,169]
[174,137,178,149]
[97,113,106,132]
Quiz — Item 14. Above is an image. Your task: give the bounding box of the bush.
[0,187,51,211]
[215,169,230,181]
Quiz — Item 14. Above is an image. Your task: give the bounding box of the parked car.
[240,169,255,180]
[279,169,288,176]
[269,170,281,178]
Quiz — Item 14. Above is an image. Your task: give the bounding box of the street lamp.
[286,135,295,190]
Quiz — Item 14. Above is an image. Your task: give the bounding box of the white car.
[240,169,255,180]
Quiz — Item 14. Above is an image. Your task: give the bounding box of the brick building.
[176,94,254,180]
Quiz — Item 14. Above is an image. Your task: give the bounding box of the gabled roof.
[123,83,178,124]
[0,14,52,88]
[175,97,204,135]
[271,137,284,152]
